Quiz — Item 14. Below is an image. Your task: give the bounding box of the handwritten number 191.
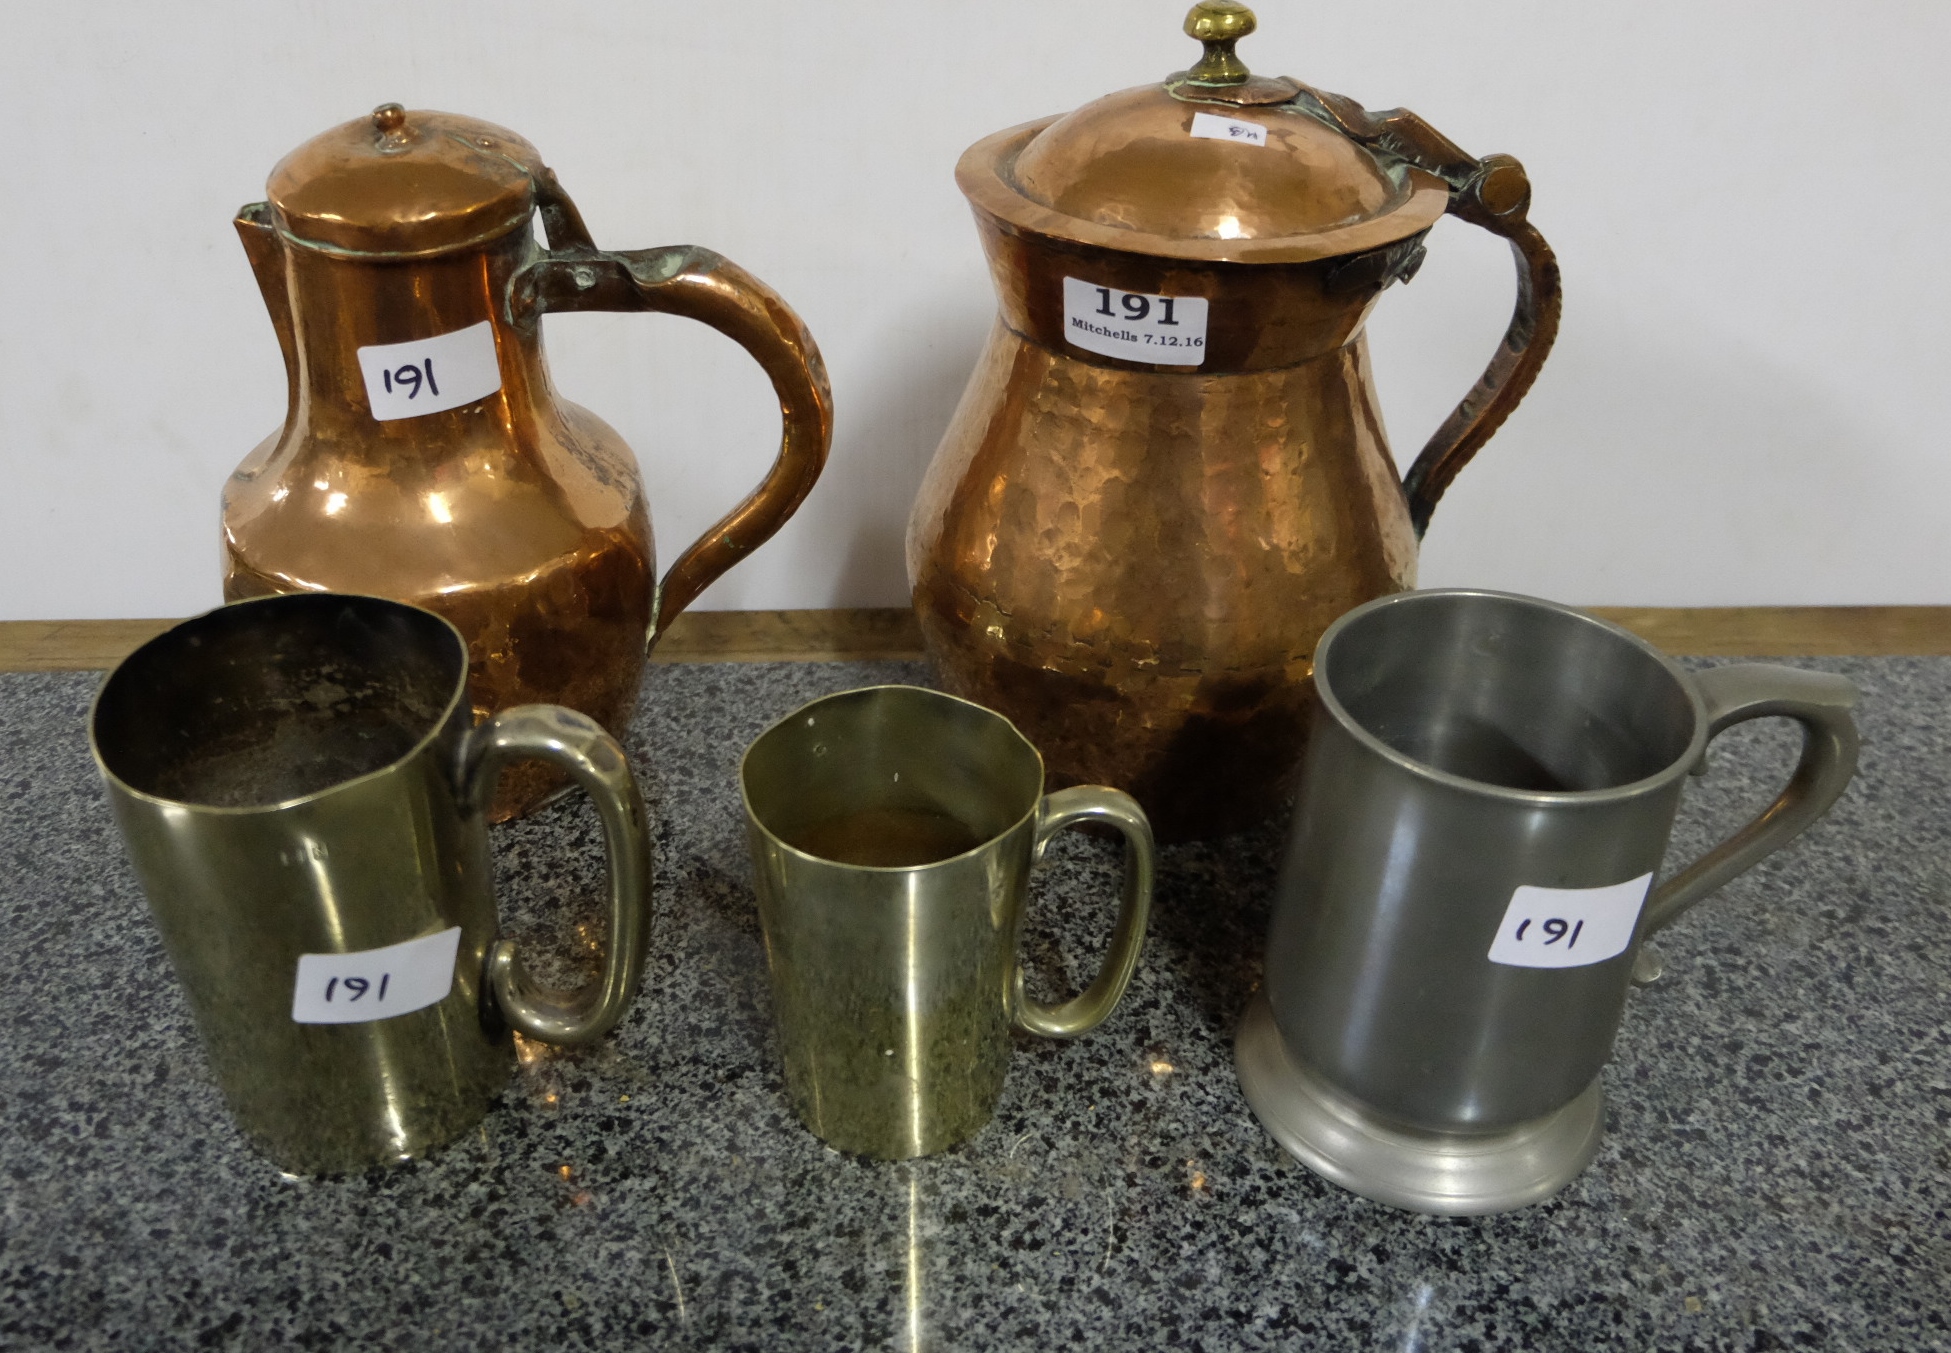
[1513,918,1584,948]
[381,359,440,400]
[323,974,391,1003]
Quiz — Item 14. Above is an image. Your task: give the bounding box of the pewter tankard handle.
[1641,664,1861,937]
[508,170,834,644]
[1289,91,1563,536]
[1011,786,1157,1039]
[458,704,653,1045]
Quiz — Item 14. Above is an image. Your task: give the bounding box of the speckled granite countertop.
[2,657,1947,1351]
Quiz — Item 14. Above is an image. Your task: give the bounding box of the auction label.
[291,926,463,1024]
[1190,111,1268,146]
[1485,874,1651,969]
[356,322,503,422]
[1062,278,1209,367]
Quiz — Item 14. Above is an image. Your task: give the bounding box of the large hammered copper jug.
[908,3,1560,841]
[225,105,832,817]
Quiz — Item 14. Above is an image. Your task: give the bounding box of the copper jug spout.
[233,203,297,421]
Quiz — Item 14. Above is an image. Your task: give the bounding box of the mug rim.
[88,592,472,816]
[1312,588,1712,805]
[738,683,1047,873]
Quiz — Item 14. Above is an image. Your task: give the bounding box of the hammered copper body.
[225,107,833,818]
[908,4,1560,840]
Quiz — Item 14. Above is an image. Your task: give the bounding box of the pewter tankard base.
[1237,995,1603,1215]
[1242,590,1858,1214]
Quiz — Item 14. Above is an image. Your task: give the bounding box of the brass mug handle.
[456,704,654,1045]
[1288,91,1564,537]
[509,170,836,644]
[1641,664,1860,938]
[1011,785,1156,1039]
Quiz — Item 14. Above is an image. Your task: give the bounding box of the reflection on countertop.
[2,657,1947,1351]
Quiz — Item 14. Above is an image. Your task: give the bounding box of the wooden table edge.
[5,606,1950,673]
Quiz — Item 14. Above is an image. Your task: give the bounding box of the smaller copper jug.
[225,105,832,817]
[909,3,1560,841]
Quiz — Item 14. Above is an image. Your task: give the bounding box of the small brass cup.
[740,686,1155,1159]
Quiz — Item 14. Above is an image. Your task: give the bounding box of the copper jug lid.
[958,2,1447,264]
[266,104,544,257]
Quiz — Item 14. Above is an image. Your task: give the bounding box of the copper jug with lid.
[224,104,833,817]
[908,2,1561,841]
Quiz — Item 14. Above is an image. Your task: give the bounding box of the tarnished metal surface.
[88,594,653,1174]
[1180,0,1258,85]
[224,106,832,819]
[740,686,1154,1159]
[910,4,1560,840]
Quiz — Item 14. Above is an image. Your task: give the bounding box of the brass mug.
[740,686,1155,1159]
[89,593,652,1174]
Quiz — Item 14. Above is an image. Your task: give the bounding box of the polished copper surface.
[967,115,1447,266]
[269,105,541,256]
[1011,86,1407,244]
[909,4,1560,840]
[225,106,833,818]
[909,319,1417,840]
[971,0,1447,264]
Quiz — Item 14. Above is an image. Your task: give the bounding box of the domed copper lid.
[957,3,1447,264]
[267,104,544,257]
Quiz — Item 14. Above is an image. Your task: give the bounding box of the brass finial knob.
[371,103,407,132]
[1184,2,1255,85]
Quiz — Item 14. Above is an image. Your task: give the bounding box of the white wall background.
[1,0,1944,620]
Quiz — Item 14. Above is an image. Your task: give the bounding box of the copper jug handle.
[509,171,835,645]
[1293,91,1563,537]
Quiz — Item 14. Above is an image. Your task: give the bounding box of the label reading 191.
[1485,874,1652,970]
[1062,277,1209,367]
[356,322,503,422]
[290,927,462,1024]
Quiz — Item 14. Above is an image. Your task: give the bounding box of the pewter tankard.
[1237,590,1859,1214]
[90,593,652,1173]
[741,686,1155,1159]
